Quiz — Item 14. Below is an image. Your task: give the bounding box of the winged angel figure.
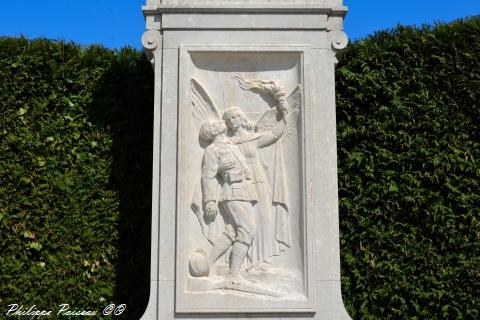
[189,75,301,280]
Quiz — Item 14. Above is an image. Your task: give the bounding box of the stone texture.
[141,1,350,319]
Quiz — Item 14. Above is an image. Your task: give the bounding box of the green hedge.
[337,17,480,319]
[0,38,154,319]
[0,16,479,320]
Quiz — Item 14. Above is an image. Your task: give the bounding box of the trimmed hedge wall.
[0,38,154,319]
[337,17,480,319]
[0,16,479,319]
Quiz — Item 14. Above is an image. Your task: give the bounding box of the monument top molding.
[142,0,348,34]
[143,0,347,15]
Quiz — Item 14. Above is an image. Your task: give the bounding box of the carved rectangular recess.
[176,45,315,313]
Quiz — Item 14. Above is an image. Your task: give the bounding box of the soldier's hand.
[205,201,218,219]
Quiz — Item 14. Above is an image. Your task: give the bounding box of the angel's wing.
[282,85,302,140]
[255,108,277,132]
[286,85,302,113]
[191,78,221,126]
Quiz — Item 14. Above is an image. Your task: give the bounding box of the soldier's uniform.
[201,140,257,245]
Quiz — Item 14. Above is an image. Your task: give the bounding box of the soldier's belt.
[224,167,253,184]
[224,171,243,184]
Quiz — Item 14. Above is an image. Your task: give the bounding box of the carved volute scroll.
[327,14,349,67]
[329,29,349,51]
[141,30,163,64]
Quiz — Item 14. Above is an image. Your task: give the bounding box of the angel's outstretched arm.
[233,74,298,147]
[256,84,290,147]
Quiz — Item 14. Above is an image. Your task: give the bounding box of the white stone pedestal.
[141,1,351,319]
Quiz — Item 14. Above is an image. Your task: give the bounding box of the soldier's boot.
[209,235,233,266]
[229,241,249,280]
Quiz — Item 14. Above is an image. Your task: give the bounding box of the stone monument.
[141,1,350,319]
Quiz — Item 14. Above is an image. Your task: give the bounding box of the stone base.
[188,264,305,300]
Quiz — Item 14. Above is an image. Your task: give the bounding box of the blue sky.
[0,1,479,49]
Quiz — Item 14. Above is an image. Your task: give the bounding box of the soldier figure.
[199,120,258,280]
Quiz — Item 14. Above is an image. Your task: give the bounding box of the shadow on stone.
[87,48,154,320]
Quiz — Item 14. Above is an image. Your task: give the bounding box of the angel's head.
[199,121,227,142]
[223,106,253,133]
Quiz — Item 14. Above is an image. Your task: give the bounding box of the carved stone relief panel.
[176,45,315,313]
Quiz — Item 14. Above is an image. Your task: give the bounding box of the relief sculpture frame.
[176,45,316,313]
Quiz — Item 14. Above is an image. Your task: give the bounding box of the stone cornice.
[142,4,347,15]
[142,1,349,61]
